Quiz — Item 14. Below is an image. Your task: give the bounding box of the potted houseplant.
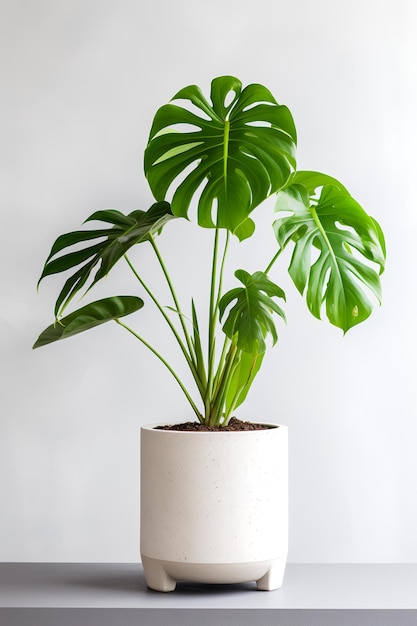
[33,76,385,591]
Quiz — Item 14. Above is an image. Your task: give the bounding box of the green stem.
[124,254,206,400]
[264,246,283,275]
[216,230,229,308]
[208,342,238,426]
[208,230,230,407]
[206,229,220,403]
[204,229,231,424]
[149,236,194,358]
[115,319,203,423]
[211,334,231,394]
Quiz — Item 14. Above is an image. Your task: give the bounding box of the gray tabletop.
[1,563,416,626]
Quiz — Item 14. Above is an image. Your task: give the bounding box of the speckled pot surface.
[140,422,288,591]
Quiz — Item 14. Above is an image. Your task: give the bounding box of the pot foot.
[141,556,287,591]
[141,555,176,592]
[256,557,286,591]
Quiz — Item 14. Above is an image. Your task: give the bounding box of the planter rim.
[141,421,285,434]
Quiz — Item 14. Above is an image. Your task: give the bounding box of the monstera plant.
[34,76,386,427]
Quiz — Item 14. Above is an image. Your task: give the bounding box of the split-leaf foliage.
[34,76,385,426]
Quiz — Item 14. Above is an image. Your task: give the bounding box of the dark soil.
[155,417,275,432]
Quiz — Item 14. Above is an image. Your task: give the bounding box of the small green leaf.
[225,350,265,415]
[38,201,174,318]
[33,296,144,348]
[191,299,207,386]
[274,171,386,332]
[219,270,286,353]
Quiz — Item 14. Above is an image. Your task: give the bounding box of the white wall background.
[1,0,416,564]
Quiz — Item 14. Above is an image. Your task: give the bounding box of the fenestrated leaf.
[219,270,286,354]
[33,296,143,348]
[144,76,297,240]
[225,350,264,416]
[273,171,386,332]
[37,201,174,318]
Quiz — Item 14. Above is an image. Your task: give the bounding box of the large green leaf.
[219,270,286,353]
[33,296,144,348]
[144,76,297,240]
[273,171,386,332]
[38,201,173,318]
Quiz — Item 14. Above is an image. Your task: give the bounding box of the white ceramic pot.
[140,422,288,591]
